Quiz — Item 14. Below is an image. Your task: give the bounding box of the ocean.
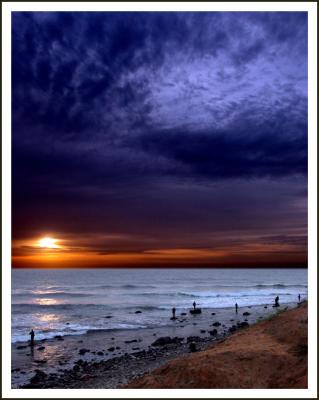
[11,268,307,343]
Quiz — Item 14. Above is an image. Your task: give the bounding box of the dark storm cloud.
[12,11,308,267]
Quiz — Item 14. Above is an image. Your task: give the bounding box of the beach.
[12,301,304,388]
[11,268,307,388]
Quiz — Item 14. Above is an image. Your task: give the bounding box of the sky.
[12,12,308,268]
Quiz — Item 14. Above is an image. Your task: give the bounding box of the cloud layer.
[12,12,308,267]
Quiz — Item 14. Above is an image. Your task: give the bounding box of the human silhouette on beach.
[274,296,280,307]
[172,307,176,319]
[193,301,196,310]
[298,294,301,302]
[29,329,35,347]
[235,303,238,313]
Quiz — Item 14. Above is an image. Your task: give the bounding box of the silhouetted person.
[193,301,196,310]
[275,296,279,307]
[298,294,301,302]
[235,303,238,313]
[172,307,176,319]
[29,329,35,347]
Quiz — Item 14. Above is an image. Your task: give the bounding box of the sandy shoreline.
[11,301,301,388]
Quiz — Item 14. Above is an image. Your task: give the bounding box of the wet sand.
[12,302,298,388]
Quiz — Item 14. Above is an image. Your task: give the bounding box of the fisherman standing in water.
[193,301,196,310]
[275,296,280,307]
[171,307,176,319]
[235,303,238,313]
[29,329,35,347]
[298,294,301,303]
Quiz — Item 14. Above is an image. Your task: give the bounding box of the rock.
[181,312,187,316]
[186,336,201,343]
[78,348,90,355]
[124,339,137,344]
[105,315,113,318]
[115,346,121,349]
[229,325,237,333]
[237,321,249,328]
[73,364,80,372]
[200,329,206,333]
[211,312,216,315]
[37,346,45,351]
[170,317,177,320]
[107,347,115,352]
[30,369,47,385]
[135,311,142,314]
[151,336,183,346]
[34,360,47,364]
[212,322,221,327]
[97,351,104,355]
[264,305,268,308]
[209,329,218,336]
[230,319,234,322]
[17,345,27,349]
[132,347,140,350]
[193,323,197,325]
[189,308,202,314]
[189,342,197,352]
[78,340,83,343]
[243,312,251,316]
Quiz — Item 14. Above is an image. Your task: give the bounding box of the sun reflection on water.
[34,298,58,306]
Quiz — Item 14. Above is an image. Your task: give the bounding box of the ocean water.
[11,268,307,343]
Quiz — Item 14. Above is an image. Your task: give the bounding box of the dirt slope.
[126,303,308,388]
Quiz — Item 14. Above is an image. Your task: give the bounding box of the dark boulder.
[229,325,237,333]
[209,329,218,336]
[243,312,251,316]
[30,369,47,385]
[124,339,137,344]
[17,345,27,350]
[186,336,201,343]
[105,315,113,318]
[181,312,187,316]
[37,346,45,351]
[135,311,142,314]
[107,347,115,352]
[211,312,216,315]
[151,336,183,346]
[212,322,221,327]
[190,308,202,314]
[78,348,90,355]
[200,329,206,333]
[237,321,249,328]
[97,351,104,355]
[189,342,197,352]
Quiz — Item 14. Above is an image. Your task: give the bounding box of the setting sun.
[38,237,60,249]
